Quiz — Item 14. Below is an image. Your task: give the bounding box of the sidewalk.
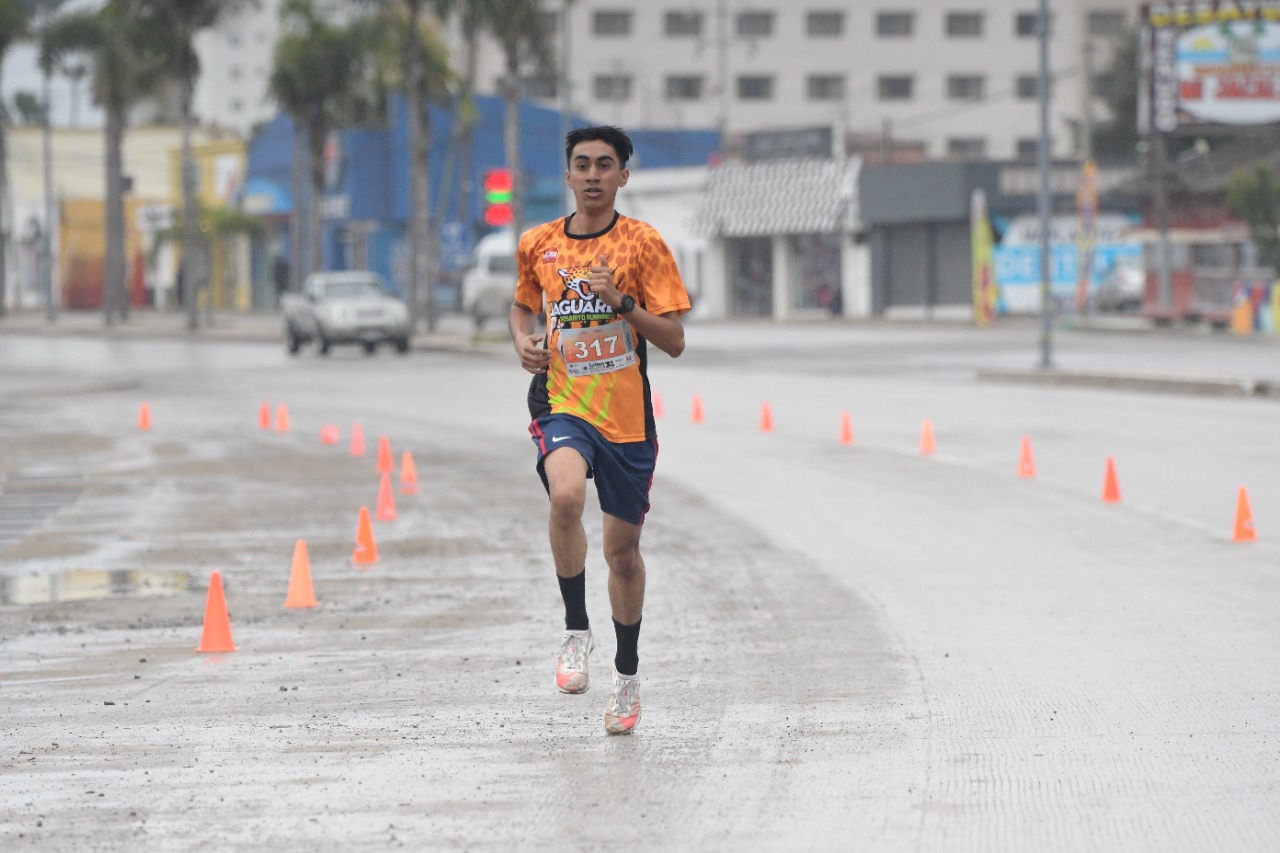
[0,307,503,352]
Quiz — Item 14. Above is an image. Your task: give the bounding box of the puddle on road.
[0,569,193,606]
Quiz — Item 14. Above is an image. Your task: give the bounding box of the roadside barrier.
[377,435,394,474]
[400,451,419,495]
[1102,455,1122,503]
[352,506,378,567]
[375,473,397,522]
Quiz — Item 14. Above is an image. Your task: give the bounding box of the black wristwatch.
[617,294,636,315]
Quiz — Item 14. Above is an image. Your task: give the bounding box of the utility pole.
[560,0,574,214]
[1036,0,1053,368]
[716,0,729,152]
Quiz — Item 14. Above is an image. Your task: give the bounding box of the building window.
[593,10,632,37]
[665,10,702,37]
[1016,138,1039,161]
[1087,10,1126,37]
[737,75,774,100]
[1015,12,1040,37]
[666,75,703,101]
[947,74,984,101]
[594,74,633,101]
[807,11,844,37]
[807,75,845,101]
[1015,74,1039,99]
[876,12,914,37]
[877,75,914,101]
[947,137,986,159]
[736,12,774,38]
[946,12,983,37]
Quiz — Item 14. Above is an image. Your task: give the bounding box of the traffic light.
[483,168,514,227]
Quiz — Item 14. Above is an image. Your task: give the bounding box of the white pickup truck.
[282,271,412,356]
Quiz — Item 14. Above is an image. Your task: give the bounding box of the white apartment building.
[191,0,349,137]
[471,0,1145,161]
[187,1,1145,159]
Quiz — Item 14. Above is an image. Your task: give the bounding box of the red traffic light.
[483,168,514,199]
[485,203,514,227]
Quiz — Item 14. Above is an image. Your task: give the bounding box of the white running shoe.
[555,629,593,693]
[604,669,641,735]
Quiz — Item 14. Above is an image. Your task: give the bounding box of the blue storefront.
[242,94,719,311]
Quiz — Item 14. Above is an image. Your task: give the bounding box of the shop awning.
[692,158,861,238]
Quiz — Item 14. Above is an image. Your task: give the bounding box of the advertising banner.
[1146,3,1280,132]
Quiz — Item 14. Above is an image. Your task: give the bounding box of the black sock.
[558,571,588,631]
[613,617,641,676]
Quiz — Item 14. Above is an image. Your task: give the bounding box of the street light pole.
[1036,0,1054,368]
[560,0,574,214]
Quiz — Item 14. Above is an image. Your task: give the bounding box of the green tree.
[1092,28,1142,163]
[135,0,258,331]
[268,0,366,286]
[446,0,552,239]
[356,0,458,332]
[10,90,45,123]
[40,0,168,326]
[1226,165,1280,274]
[0,0,41,318]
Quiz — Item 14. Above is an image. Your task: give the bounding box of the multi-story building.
[463,1,1146,162]
[190,1,1145,160]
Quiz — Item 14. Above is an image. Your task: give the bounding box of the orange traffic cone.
[195,571,237,652]
[375,473,397,521]
[839,411,854,446]
[1233,485,1257,543]
[259,401,271,430]
[653,391,664,419]
[353,506,378,566]
[377,436,393,474]
[275,404,290,433]
[400,451,419,495]
[1017,436,1036,479]
[1102,456,1121,503]
[284,538,318,608]
[319,425,340,445]
[137,401,152,431]
[692,395,705,424]
[919,419,936,456]
[760,402,775,433]
[350,421,366,457]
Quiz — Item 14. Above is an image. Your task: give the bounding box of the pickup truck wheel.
[362,341,377,355]
[318,335,331,356]
[393,337,410,355]
[286,328,302,355]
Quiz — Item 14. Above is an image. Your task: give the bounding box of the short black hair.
[565,125,634,169]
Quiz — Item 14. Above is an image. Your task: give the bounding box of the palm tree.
[357,0,458,332]
[268,0,365,284]
[40,0,167,327]
[0,0,40,318]
[135,0,257,331]
[440,0,553,240]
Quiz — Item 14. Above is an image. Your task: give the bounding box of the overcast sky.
[2,1,107,128]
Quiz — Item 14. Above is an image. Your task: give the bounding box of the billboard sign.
[1146,3,1280,132]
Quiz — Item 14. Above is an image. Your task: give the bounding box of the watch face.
[620,294,635,313]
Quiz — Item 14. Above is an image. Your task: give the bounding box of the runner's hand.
[518,334,551,375]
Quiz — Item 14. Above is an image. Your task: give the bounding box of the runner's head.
[565,126,634,170]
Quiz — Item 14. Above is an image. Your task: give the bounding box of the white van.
[461,230,517,330]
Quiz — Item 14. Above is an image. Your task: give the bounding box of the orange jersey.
[515,213,690,443]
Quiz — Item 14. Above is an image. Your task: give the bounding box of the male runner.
[508,125,690,735]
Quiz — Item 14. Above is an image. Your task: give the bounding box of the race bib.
[558,320,637,376]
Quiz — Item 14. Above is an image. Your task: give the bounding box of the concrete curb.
[978,367,1277,398]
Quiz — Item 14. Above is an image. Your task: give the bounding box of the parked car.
[282,271,412,356]
[1095,258,1145,312]
[461,230,517,330]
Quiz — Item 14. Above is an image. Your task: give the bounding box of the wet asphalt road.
[1,319,1278,851]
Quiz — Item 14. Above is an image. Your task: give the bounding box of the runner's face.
[566,140,628,216]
